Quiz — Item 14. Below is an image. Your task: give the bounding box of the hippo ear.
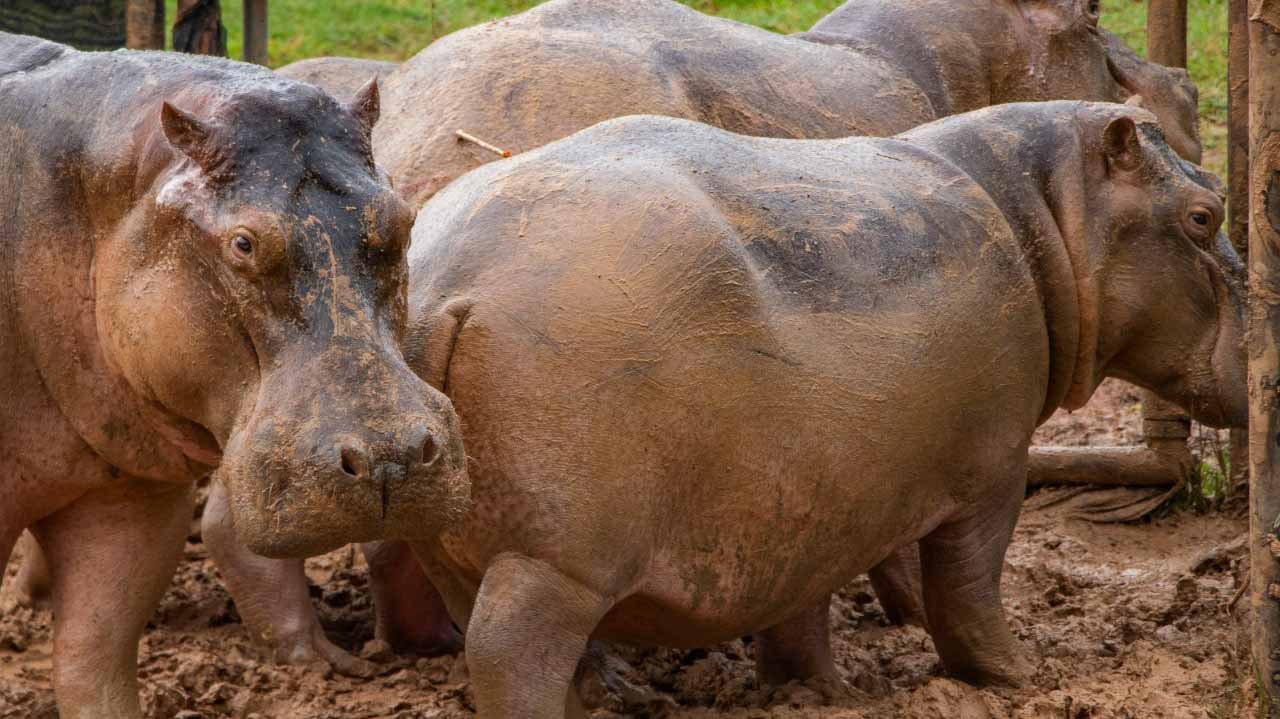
[1102,116,1142,173]
[160,102,223,174]
[347,78,380,137]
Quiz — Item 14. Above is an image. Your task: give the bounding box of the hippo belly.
[407,118,1048,647]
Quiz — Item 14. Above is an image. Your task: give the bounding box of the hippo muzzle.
[220,340,471,558]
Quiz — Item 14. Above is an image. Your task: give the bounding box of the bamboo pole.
[1249,0,1280,710]
[1147,0,1188,68]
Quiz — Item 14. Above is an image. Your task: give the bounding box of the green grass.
[192,0,1229,174]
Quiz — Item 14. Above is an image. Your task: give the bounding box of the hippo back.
[276,56,397,103]
[374,0,926,207]
[0,31,65,76]
[405,116,1048,643]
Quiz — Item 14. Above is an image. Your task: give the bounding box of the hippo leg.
[30,476,192,719]
[361,540,462,655]
[202,478,375,677]
[753,595,837,685]
[467,554,614,719]
[11,531,52,608]
[867,544,927,627]
[919,487,1032,686]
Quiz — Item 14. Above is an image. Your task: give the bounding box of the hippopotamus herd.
[0,1,1245,718]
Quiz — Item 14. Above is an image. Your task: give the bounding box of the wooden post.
[243,0,267,65]
[173,0,226,56]
[1147,0,1188,68]
[126,0,164,49]
[1232,0,1252,256]
[1231,0,1253,494]
[1249,0,1280,710]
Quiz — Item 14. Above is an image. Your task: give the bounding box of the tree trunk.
[1249,0,1280,712]
[0,0,126,50]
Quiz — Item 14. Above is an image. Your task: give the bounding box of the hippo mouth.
[228,461,472,559]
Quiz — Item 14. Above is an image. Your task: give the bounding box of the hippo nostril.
[339,445,369,478]
[421,432,441,466]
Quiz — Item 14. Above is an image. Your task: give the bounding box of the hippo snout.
[333,424,455,516]
[222,355,471,559]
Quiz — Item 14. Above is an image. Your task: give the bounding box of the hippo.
[0,32,468,718]
[374,0,1202,208]
[153,0,1210,675]
[396,101,1244,716]
[276,56,398,103]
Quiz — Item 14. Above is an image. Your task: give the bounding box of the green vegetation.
[187,0,1228,173]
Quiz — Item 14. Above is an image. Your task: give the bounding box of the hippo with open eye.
[0,31,468,718]
[193,0,1214,670]
[373,0,1203,208]
[398,101,1244,716]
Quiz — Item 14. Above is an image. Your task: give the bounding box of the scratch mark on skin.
[323,228,341,336]
[749,347,801,367]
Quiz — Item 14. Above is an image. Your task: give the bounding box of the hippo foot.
[950,653,1033,689]
[270,624,378,678]
[802,673,856,704]
[577,641,676,714]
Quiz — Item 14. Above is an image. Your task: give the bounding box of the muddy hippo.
[167,0,1210,674]
[397,101,1244,716]
[0,32,468,718]
[276,56,398,103]
[374,0,1202,208]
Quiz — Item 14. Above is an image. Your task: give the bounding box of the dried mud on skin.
[0,381,1249,718]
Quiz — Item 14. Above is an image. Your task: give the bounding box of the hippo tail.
[0,31,68,79]
[406,298,473,396]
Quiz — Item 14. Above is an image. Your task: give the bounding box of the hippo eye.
[1183,205,1219,245]
[231,234,254,257]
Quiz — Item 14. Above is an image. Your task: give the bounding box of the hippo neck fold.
[904,107,1102,423]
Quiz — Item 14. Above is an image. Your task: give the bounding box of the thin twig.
[456,130,512,158]
[1229,576,1249,612]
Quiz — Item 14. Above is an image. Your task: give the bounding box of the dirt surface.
[0,380,1250,718]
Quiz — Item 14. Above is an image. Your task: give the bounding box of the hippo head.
[95,79,470,557]
[1002,0,1202,161]
[1074,105,1245,428]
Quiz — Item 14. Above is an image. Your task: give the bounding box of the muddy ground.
[0,380,1252,718]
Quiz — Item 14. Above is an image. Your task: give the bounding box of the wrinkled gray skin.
[402,102,1244,716]
[0,32,467,718]
[276,56,398,103]
[375,0,1202,208]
